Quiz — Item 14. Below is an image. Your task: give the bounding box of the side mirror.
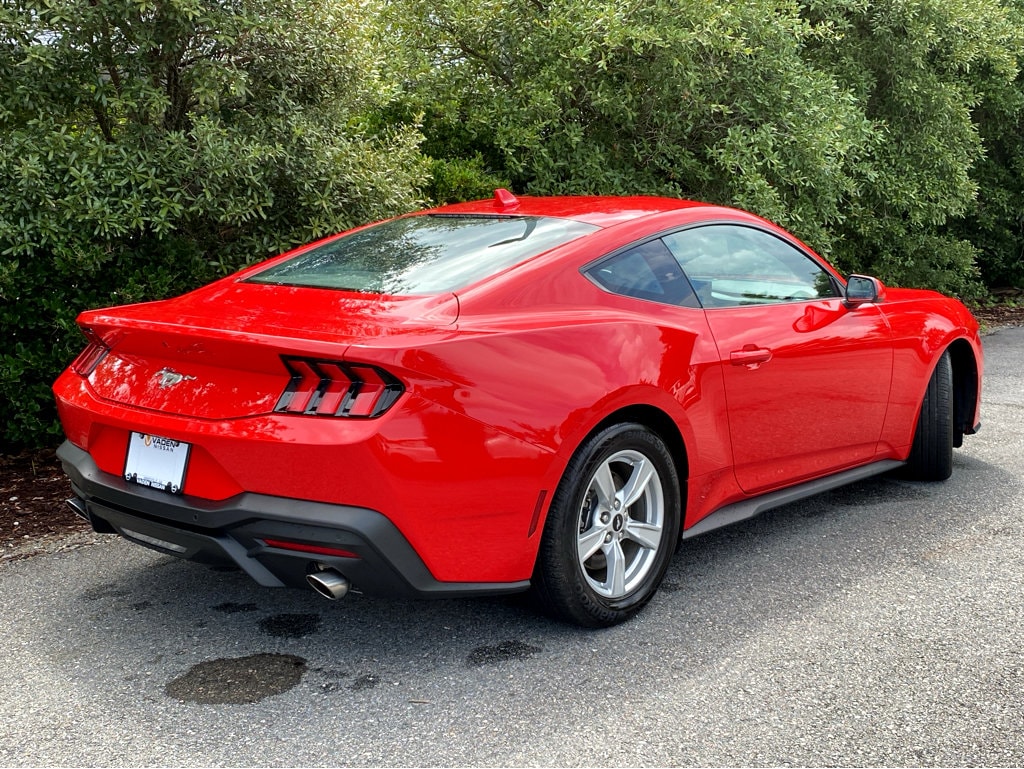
[844,274,886,306]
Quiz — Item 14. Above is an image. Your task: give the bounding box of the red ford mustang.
[54,191,983,626]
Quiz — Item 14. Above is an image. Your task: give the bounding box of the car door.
[662,225,894,494]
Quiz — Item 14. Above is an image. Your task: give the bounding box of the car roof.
[427,191,707,228]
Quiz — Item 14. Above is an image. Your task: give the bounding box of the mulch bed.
[0,447,90,554]
[3,302,1023,553]
[973,302,1024,330]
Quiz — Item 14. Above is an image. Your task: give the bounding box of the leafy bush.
[5,0,1024,449]
[426,155,511,204]
[0,0,427,448]
[946,0,1024,290]
[802,0,1019,298]
[391,0,1021,294]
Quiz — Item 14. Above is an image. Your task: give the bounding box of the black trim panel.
[682,459,905,539]
[57,441,530,599]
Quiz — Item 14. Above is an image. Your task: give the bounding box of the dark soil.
[973,302,1024,330]
[3,302,1023,553]
[0,447,89,551]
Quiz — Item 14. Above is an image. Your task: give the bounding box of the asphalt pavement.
[1,328,1023,767]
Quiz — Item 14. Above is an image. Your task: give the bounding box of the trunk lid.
[77,281,458,420]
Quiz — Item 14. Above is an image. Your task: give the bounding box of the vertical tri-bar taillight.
[70,330,110,377]
[274,356,404,418]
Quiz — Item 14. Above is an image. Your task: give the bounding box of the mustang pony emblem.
[155,368,196,389]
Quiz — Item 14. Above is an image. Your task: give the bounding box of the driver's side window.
[662,226,837,308]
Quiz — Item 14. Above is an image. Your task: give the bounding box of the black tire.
[530,423,681,627]
[903,350,954,481]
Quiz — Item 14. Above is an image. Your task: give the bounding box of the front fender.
[878,294,983,453]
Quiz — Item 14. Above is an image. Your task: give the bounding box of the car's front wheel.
[531,423,681,627]
[903,349,954,481]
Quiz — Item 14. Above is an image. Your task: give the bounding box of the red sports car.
[54,191,983,626]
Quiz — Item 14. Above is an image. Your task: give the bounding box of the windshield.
[246,214,599,295]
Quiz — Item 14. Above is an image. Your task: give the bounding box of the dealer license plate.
[124,432,191,494]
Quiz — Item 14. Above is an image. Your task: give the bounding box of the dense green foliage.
[948,0,1024,289]
[0,0,425,447]
[2,0,1024,448]
[803,0,1021,294]
[392,0,1021,295]
[397,0,871,247]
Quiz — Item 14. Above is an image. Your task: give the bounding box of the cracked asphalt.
[1,328,1022,767]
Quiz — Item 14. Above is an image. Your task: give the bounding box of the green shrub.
[0,0,427,449]
[391,0,1021,292]
[426,155,512,204]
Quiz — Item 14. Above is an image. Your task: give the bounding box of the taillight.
[274,356,404,418]
[71,338,110,377]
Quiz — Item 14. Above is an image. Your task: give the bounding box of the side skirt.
[682,459,905,540]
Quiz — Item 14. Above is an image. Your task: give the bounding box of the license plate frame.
[124,432,191,495]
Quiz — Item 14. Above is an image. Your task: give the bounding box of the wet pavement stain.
[165,653,307,704]
[211,601,259,614]
[348,673,381,691]
[466,640,542,667]
[310,667,350,693]
[259,612,322,638]
[81,583,131,602]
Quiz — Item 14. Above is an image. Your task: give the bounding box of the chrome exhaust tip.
[65,497,89,521]
[306,568,350,600]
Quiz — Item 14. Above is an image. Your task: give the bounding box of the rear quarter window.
[585,239,700,308]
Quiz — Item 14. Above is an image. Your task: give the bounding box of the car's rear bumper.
[57,441,530,599]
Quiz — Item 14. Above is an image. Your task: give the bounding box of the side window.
[662,226,838,308]
[585,239,699,308]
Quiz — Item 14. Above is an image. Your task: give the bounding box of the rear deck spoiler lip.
[77,287,460,349]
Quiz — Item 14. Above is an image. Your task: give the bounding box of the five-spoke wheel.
[575,448,666,599]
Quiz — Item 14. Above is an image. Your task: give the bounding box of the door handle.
[730,345,772,367]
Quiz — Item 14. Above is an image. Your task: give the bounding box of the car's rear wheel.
[531,423,681,627]
[903,350,954,481]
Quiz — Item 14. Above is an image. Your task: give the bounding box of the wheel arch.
[530,398,694,572]
[946,337,981,447]
[589,404,689,507]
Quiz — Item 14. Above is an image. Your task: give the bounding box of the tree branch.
[90,102,115,143]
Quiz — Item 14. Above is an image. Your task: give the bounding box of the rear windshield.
[246,214,599,295]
